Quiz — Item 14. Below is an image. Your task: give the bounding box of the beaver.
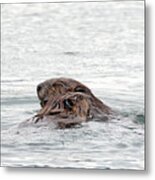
[20,92,93,129]
[20,78,113,129]
[36,77,112,115]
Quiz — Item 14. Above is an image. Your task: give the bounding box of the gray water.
[1,1,144,169]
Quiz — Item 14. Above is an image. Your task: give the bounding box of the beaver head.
[36,78,92,107]
[36,77,111,115]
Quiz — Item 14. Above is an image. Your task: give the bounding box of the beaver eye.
[74,87,86,93]
[64,99,73,111]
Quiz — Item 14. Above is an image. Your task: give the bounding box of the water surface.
[1,1,144,169]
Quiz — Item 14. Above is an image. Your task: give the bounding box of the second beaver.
[21,92,93,129]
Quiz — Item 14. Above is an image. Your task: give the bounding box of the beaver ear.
[63,99,73,111]
[74,86,87,93]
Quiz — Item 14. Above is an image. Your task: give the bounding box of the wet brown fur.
[37,77,112,115]
[21,78,113,129]
[22,92,91,129]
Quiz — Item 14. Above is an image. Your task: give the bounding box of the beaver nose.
[37,85,42,92]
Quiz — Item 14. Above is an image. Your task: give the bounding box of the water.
[1,1,144,169]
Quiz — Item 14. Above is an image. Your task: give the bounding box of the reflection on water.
[1,1,144,169]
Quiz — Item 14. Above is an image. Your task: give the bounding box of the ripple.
[63,51,80,56]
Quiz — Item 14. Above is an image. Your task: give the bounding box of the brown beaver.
[20,78,113,129]
[36,77,112,115]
